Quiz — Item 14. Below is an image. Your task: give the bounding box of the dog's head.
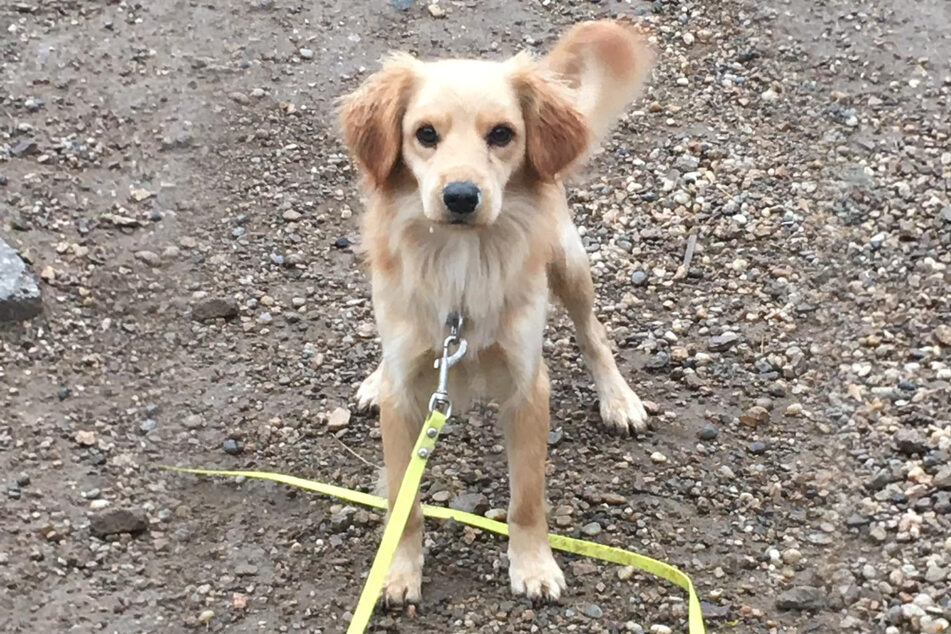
[339,52,588,227]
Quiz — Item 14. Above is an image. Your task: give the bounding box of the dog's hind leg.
[548,223,648,433]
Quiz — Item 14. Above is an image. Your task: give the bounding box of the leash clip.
[428,313,467,416]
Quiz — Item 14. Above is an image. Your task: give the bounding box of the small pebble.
[582,522,602,536]
[222,438,243,455]
[697,424,719,441]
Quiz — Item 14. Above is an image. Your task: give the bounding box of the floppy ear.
[511,54,590,181]
[338,53,418,188]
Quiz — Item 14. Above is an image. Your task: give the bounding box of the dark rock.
[776,586,825,611]
[333,236,351,249]
[700,602,730,619]
[191,297,238,321]
[936,492,951,514]
[330,509,353,531]
[866,466,902,491]
[646,351,670,369]
[449,492,489,515]
[0,238,42,322]
[10,138,39,157]
[90,509,148,537]
[845,513,870,527]
[222,438,243,455]
[894,429,928,455]
[697,424,719,441]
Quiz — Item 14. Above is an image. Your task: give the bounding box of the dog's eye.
[487,125,514,147]
[415,125,439,148]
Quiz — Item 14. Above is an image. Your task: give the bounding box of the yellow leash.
[347,408,449,632]
[164,313,706,632]
[164,407,706,634]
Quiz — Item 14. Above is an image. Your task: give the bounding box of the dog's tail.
[544,19,654,146]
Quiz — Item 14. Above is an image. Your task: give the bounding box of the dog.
[339,19,654,604]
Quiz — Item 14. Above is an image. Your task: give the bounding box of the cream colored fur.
[340,19,654,605]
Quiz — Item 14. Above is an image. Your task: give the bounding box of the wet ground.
[2,1,950,632]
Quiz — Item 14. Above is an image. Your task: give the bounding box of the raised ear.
[510,54,590,181]
[338,53,418,188]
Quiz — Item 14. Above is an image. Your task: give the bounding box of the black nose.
[442,181,481,215]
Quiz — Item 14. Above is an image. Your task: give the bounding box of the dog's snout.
[442,181,481,215]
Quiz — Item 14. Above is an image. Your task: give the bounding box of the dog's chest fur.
[368,189,556,366]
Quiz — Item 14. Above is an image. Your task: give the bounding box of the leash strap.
[346,408,447,632]
[164,430,706,633]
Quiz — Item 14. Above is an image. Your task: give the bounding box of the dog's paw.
[509,548,566,602]
[598,383,648,434]
[383,551,423,606]
[355,366,382,411]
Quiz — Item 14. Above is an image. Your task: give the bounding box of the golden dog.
[340,19,654,604]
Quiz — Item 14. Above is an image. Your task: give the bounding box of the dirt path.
[2,1,949,632]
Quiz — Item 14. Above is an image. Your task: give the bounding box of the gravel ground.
[2,1,950,632]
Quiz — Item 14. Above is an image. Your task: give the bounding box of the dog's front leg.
[379,376,426,605]
[503,362,566,601]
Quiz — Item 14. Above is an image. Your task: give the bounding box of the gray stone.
[0,238,42,322]
[191,297,238,321]
[709,331,739,351]
[934,466,951,490]
[10,138,39,157]
[449,492,490,515]
[222,438,243,455]
[776,586,825,611]
[697,424,719,441]
[894,429,928,455]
